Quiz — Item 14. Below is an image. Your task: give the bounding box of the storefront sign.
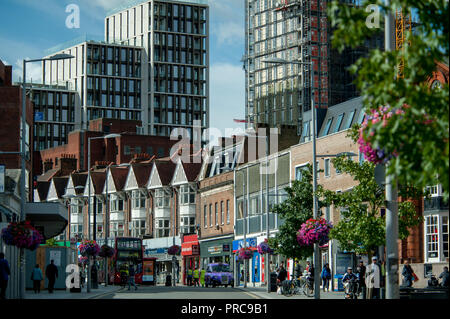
[182,243,199,256]
[143,259,155,282]
[207,245,222,254]
[232,238,257,252]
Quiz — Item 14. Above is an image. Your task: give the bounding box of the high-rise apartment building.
[36,0,209,149]
[244,0,382,135]
[105,0,209,140]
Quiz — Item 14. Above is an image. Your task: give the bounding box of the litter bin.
[270,272,278,292]
[165,274,172,286]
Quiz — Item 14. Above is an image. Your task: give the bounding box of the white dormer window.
[180,184,195,205]
[132,190,146,209]
[110,194,124,212]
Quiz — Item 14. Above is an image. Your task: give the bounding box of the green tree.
[318,155,423,256]
[328,0,449,198]
[268,164,324,260]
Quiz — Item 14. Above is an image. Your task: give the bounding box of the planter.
[297,218,333,247]
[1,221,43,251]
[238,247,253,260]
[168,245,180,255]
[78,240,100,257]
[257,239,273,255]
[98,245,115,258]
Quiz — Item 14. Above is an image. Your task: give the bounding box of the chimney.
[43,159,53,173]
[58,154,78,175]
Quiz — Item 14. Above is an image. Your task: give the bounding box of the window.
[322,118,333,136]
[333,113,345,133]
[215,203,218,225]
[426,215,439,259]
[110,194,124,212]
[203,205,207,228]
[221,201,224,225]
[226,200,230,224]
[180,184,195,204]
[131,219,146,237]
[132,190,146,209]
[249,195,259,216]
[344,110,356,130]
[124,145,131,155]
[442,216,449,259]
[324,159,330,177]
[155,189,170,208]
[155,218,170,238]
[209,204,212,227]
[295,165,308,181]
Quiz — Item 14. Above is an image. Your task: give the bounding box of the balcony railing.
[424,196,449,212]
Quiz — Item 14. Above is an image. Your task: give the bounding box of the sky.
[0,0,247,140]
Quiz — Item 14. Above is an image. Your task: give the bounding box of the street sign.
[34,112,44,121]
[0,165,4,193]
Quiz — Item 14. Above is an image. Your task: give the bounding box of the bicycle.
[299,276,314,297]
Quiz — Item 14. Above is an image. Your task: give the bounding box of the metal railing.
[424,196,449,212]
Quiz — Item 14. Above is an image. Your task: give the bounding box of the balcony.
[424,196,449,212]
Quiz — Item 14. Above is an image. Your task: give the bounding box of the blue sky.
[0,0,246,138]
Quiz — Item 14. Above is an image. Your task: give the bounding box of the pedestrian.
[200,268,206,287]
[193,267,200,287]
[240,270,244,283]
[401,260,415,288]
[294,260,303,279]
[187,267,193,286]
[277,262,287,284]
[356,260,366,299]
[305,260,311,272]
[439,266,449,287]
[128,264,137,291]
[0,252,11,300]
[320,263,332,292]
[366,256,380,299]
[45,259,58,293]
[31,264,43,293]
[79,265,86,288]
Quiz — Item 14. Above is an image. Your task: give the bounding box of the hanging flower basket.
[257,239,274,255]
[78,240,100,257]
[1,221,43,251]
[98,245,115,258]
[297,218,333,247]
[168,245,180,255]
[238,247,253,260]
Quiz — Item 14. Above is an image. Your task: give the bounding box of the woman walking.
[321,263,332,292]
[31,264,43,293]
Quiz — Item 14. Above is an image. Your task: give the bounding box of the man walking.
[356,260,366,299]
[193,267,200,287]
[0,252,11,300]
[366,256,380,299]
[45,260,58,293]
[128,264,138,291]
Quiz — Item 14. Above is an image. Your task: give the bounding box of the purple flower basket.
[297,218,333,247]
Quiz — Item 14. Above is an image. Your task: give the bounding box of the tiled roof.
[35,181,51,201]
[37,168,60,182]
[132,164,153,188]
[52,177,69,199]
[90,170,107,194]
[71,172,88,194]
[182,162,202,182]
[110,167,129,191]
[154,159,177,186]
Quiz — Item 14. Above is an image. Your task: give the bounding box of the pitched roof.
[131,164,153,188]
[71,172,88,195]
[109,167,129,191]
[89,170,107,195]
[52,177,69,199]
[154,159,177,186]
[35,181,51,201]
[182,162,202,182]
[37,168,60,182]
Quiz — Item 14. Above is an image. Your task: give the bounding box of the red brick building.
[0,60,34,199]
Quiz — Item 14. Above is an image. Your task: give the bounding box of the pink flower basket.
[238,247,253,260]
[297,218,333,247]
[1,221,43,251]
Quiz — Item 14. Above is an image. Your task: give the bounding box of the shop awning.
[25,202,68,240]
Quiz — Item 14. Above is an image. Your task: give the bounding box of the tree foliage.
[268,165,325,259]
[328,0,449,198]
[317,156,423,255]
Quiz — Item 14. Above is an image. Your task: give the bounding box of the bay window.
[155,189,170,208]
[180,216,195,234]
[110,194,124,211]
[132,190,146,209]
[425,213,449,262]
[180,184,195,204]
[131,219,146,237]
[155,218,170,237]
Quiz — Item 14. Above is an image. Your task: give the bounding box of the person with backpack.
[321,263,332,292]
[31,264,43,293]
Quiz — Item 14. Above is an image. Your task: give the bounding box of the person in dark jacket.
[356,260,367,299]
[277,263,288,284]
[45,260,58,293]
[128,264,137,291]
[439,267,449,287]
[401,260,414,287]
[320,263,332,292]
[31,264,43,293]
[0,252,11,300]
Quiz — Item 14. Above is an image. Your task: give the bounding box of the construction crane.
[395,8,412,79]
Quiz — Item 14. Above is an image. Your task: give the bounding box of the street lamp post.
[86,133,120,291]
[262,57,319,298]
[17,53,74,299]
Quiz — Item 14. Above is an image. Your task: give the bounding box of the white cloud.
[13,58,43,83]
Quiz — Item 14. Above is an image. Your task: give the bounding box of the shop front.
[181,234,200,285]
[199,236,233,270]
[144,247,181,284]
[232,237,258,286]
